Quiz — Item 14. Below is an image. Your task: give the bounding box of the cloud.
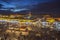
[0,9,8,10]
[10,8,29,12]
[0,4,3,8]
[0,0,59,12]
[0,0,54,9]
[31,1,60,14]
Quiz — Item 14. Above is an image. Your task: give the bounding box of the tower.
[26,12,32,19]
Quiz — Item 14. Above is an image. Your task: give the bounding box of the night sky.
[0,0,60,15]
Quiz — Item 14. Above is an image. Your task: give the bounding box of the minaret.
[27,12,32,19]
[28,12,32,17]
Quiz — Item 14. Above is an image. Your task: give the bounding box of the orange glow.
[46,18,55,23]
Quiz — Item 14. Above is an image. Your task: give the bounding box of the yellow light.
[21,32,29,36]
[27,27,32,31]
[46,18,55,23]
[20,20,32,22]
[20,28,26,31]
[6,30,11,33]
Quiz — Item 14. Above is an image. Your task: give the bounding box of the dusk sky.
[0,0,60,14]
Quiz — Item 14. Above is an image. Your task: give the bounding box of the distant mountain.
[0,9,30,15]
[0,10,13,15]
